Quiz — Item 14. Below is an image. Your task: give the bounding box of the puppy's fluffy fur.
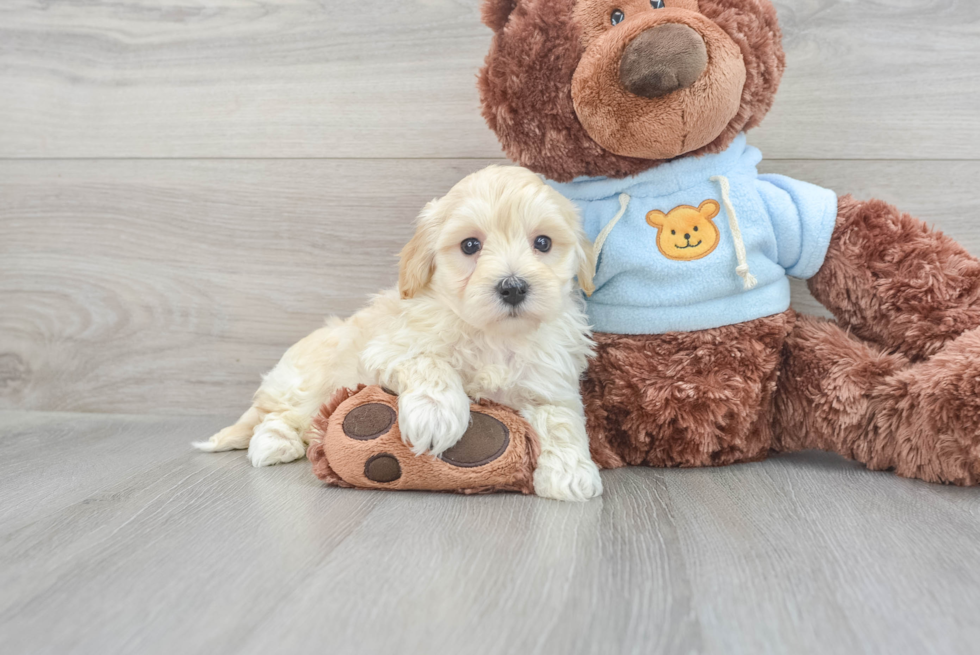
[194,166,602,501]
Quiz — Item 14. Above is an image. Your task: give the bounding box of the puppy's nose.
[496,276,529,307]
[619,24,708,99]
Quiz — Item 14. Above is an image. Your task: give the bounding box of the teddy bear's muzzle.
[619,23,708,99]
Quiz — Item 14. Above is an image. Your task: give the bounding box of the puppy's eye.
[693,226,699,232]
[650,0,665,9]
[461,238,482,255]
[610,9,625,25]
[533,235,552,253]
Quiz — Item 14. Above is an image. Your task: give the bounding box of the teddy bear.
[476,0,980,485]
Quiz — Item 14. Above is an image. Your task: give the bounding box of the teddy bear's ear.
[698,200,721,220]
[482,0,518,33]
[646,210,666,228]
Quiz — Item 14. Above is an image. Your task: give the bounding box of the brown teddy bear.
[477,0,980,485]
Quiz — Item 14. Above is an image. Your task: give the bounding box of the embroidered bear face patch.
[645,200,721,261]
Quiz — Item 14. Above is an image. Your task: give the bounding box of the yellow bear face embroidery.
[645,200,721,261]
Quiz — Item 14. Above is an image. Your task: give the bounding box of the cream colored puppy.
[194,166,602,501]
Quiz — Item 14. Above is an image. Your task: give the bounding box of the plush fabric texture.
[477,0,980,488]
[482,0,519,32]
[582,310,794,469]
[618,23,708,98]
[809,196,980,362]
[574,0,702,45]
[585,299,980,485]
[581,196,980,482]
[307,386,540,495]
[571,4,746,161]
[548,134,838,334]
[773,316,980,486]
[772,315,910,460]
[479,0,785,181]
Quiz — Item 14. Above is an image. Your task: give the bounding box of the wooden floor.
[2,1,980,653]
[3,410,980,655]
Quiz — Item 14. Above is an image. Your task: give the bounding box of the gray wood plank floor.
[3,410,980,655]
[2,1,980,653]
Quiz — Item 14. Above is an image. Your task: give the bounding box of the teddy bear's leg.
[809,196,980,361]
[773,314,980,485]
[581,311,795,469]
[772,315,909,459]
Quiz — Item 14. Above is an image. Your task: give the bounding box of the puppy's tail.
[193,405,264,452]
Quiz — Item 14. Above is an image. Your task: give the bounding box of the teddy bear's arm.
[808,196,980,361]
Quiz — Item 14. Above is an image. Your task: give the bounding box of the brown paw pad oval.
[343,403,396,440]
[440,412,510,468]
[364,454,402,483]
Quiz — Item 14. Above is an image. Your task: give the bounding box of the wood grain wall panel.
[2,158,978,414]
[1,1,978,159]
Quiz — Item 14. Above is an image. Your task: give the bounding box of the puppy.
[194,165,602,501]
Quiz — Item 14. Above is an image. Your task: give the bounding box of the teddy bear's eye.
[693,226,699,232]
[650,0,665,9]
[671,230,676,235]
[610,9,625,25]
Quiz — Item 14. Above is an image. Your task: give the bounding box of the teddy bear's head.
[478,0,784,182]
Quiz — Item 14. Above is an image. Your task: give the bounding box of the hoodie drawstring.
[710,175,758,291]
[589,193,631,288]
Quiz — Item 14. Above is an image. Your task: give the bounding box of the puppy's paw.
[533,452,603,502]
[398,388,472,456]
[247,419,306,467]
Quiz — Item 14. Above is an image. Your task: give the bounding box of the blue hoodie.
[547,134,839,335]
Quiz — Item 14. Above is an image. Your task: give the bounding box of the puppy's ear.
[482,0,517,32]
[398,200,442,299]
[554,192,596,297]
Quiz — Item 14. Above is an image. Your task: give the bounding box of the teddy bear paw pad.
[364,453,402,483]
[342,403,396,440]
[440,412,509,467]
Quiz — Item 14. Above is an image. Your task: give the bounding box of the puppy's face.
[399,166,594,333]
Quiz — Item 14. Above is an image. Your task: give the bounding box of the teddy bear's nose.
[619,23,708,99]
[684,233,691,240]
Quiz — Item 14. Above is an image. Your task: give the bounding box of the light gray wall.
[2,0,979,415]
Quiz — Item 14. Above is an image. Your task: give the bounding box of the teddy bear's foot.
[306,386,540,495]
[775,315,980,486]
[871,325,980,485]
